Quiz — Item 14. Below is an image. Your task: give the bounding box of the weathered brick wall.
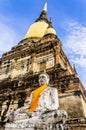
[69,125,86,130]
[59,93,86,118]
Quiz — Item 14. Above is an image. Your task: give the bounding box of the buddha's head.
[39,72,49,86]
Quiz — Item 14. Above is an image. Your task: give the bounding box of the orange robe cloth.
[29,84,48,112]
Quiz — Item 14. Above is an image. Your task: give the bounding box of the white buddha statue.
[5,72,67,129]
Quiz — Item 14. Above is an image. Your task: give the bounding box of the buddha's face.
[39,73,49,86]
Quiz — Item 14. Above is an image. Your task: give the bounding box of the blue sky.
[0,0,86,88]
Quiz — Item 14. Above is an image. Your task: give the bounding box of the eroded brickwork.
[0,34,86,130]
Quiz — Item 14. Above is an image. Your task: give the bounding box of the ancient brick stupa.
[0,2,86,130]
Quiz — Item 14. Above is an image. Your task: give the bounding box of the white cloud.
[0,13,23,57]
[71,57,86,68]
[63,21,86,68]
[0,22,18,53]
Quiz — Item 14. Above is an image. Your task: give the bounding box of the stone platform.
[5,122,68,130]
[5,109,68,130]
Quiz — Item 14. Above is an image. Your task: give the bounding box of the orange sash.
[29,84,48,112]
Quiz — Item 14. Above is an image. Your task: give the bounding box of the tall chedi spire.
[35,1,48,23]
[43,1,47,11]
[25,2,49,39]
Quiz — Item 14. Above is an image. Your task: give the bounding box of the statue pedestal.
[5,128,34,130]
[5,110,68,130]
[5,122,68,130]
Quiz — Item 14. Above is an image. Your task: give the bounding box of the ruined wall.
[69,125,86,130]
[0,36,86,130]
[59,93,86,118]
